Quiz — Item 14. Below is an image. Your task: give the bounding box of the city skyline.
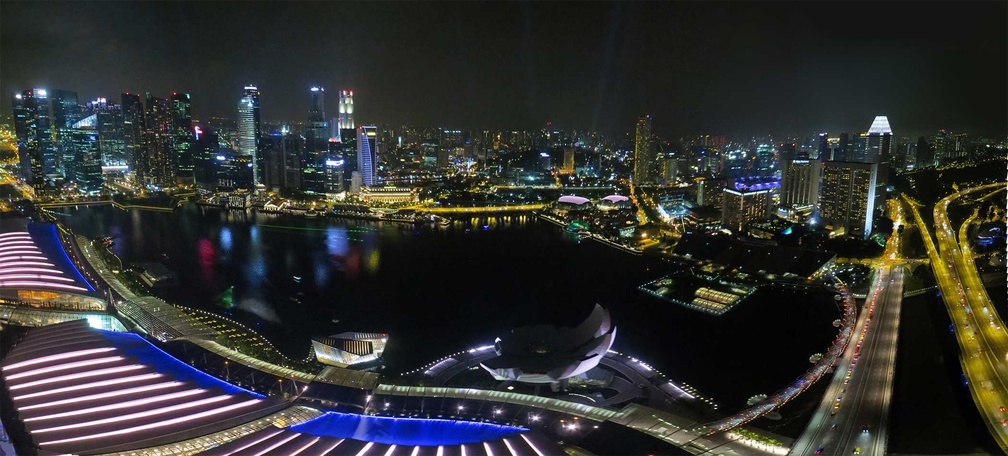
[2,2,1006,138]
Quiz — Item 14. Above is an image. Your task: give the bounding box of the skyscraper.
[560,146,575,174]
[780,158,822,210]
[49,89,80,177]
[820,161,877,239]
[721,187,770,232]
[338,90,354,130]
[170,93,193,184]
[237,85,262,185]
[865,116,892,164]
[90,98,125,166]
[633,116,658,184]
[144,93,175,189]
[121,93,146,186]
[357,126,379,187]
[66,115,103,193]
[11,90,54,192]
[816,133,829,161]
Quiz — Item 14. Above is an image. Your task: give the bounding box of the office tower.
[633,116,658,184]
[338,128,357,189]
[11,90,55,191]
[48,89,79,176]
[865,116,892,212]
[865,116,892,164]
[237,85,262,185]
[357,126,379,187]
[915,137,933,169]
[144,93,175,189]
[121,93,147,186]
[323,156,344,195]
[90,98,125,166]
[170,93,193,184]
[338,90,354,130]
[560,146,575,174]
[816,133,829,161]
[307,86,327,150]
[820,161,877,239]
[282,131,305,191]
[780,158,822,209]
[193,126,219,192]
[661,158,680,184]
[835,133,849,162]
[66,115,103,193]
[721,187,770,232]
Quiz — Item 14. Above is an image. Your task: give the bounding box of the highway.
[791,199,905,456]
[904,182,1008,452]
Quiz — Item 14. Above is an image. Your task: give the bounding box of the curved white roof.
[602,195,630,203]
[557,195,591,205]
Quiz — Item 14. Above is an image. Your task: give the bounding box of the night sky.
[2,2,1005,138]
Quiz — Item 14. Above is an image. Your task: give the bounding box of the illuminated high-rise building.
[11,89,55,191]
[89,98,125,166]
[170,93,193,184]
[66,114,103,193]
[237,85,262,185]
[721,187,770,232]
[560,146,575,174]
[338,90,354,130]
[820,161,877,239]
[49,89,80,176]
[144,93,175,189]
[633,116,658,184]
[865,116,892,164]
[357,126,379,187]
[780,158,822,210]
[121,93,147,186]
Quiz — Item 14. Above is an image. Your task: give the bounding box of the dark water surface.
[59,203,839,409]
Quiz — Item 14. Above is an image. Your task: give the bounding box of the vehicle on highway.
[815,447,824,454]
[854,448,861,454]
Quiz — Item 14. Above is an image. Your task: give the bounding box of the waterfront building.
[170,93,194,184]
[481,304,616,384]
[721,187,770,233]
[780,158,821,211]
[11,90,55,192]
[237,85,261,185]
[304,86,328,193]
[144,93,175,189]
[90,98,126,166]
[820,161,877,239]
[633,116,659,184]
[49,89,80,177]
[339,127,358,189]
[312,332,388,367]
[67,116,104,193]
[359,186,419,205]
[323,156,344,196]
[121,93,147,186]
[357,126,379,187]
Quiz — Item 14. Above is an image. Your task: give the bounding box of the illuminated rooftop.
[867,115,892,135]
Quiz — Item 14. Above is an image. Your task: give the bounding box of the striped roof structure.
[2,320,286,455]
[201,425,558,456]
[0,223,93,294]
